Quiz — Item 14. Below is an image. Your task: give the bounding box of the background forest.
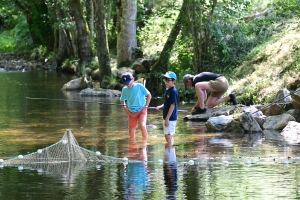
[0,0,300,104]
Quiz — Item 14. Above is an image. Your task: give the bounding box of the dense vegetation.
[0,0,299,104]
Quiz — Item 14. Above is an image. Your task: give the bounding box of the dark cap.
[121,72,133,85]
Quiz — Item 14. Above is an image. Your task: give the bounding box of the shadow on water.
[1,71,300,199]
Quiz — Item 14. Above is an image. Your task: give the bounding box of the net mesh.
[4,129,123,165]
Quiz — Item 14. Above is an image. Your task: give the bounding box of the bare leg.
[195,82,213,109]
[140,125,148,138]
[206,95,230,108]
[165,134,173,145]
[129,128,136,142]
[138,109,148,139]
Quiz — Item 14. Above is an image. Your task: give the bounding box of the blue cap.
[121,72,133,85]
[163,71,177,80]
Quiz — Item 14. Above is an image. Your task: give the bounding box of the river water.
[0,70,300,199]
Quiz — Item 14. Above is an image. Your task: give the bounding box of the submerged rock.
[79,88,121,97]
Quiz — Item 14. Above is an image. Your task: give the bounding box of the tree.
[147,0,187,96]
[69,0,93,74]
[13,0,54,51]
[151,0,187,72]
[94,0,111,85]
[116,0,137,68]
[46,0,75,67]
[184,0,218,73]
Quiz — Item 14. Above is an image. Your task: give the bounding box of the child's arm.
[164,103,175,126]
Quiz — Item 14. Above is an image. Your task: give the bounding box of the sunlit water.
[0,71,300,199]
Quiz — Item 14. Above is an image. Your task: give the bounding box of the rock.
[280,121,300,144]
[132,60,150,73]
[292,88,300,110]
[61,77,82,90]
[206,115,234,132]
[253,115,266,128]
[274,88,292,103]
[240,112,262,132]
[184,105,237,121]
[263,113,296,130]
[205,115,243,133]
[79,88,121,97]
[184,113,211,121]
[262,103,285,116]
[286,109,300,122]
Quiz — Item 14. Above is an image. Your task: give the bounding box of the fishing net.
[3,129,123,165]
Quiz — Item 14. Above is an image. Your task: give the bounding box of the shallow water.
[0,71,300,199]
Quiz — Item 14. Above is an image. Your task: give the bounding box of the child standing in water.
[157,71,178,145]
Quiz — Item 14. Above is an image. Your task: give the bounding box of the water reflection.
[164,143,178,200]
[122,139,149,199]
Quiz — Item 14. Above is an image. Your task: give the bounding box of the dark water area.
[1,71,300,199]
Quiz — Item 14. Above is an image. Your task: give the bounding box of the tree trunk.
[94,0,111,85]
[116,0,137,68]
[69,0,93,74]
[86,0,94,36]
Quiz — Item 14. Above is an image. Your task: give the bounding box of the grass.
[0,31,15,53]
[229,18,300,105]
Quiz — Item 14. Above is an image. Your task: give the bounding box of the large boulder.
[286,109,300,122]
[240,112,262,133]
[274,88,292,103]
[61,77,82,90]
[280,121,300,144]
[263,113,296,130]
[205,115,243,133]
[262,103,286,116]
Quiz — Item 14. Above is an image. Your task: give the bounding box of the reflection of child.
[157,71,178,145]
[163,143,178,198]
[122,139,149,199]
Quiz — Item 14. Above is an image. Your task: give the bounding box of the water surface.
[0,71,300,200]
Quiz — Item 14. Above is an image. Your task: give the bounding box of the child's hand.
[156,105,163,110]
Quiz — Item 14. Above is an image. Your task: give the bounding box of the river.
[0,70,300,199]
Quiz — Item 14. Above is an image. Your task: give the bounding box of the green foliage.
[137,0,181,57]
[0,30,15,53]
[0,14,33,53]
[62,58,78,74]
[31,45,48,60]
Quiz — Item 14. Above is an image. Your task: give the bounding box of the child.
[156,71,178,145]
[120,72,152,141]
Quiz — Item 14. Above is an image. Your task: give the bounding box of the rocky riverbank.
[0,53,56,72]
[183,88,300,145]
